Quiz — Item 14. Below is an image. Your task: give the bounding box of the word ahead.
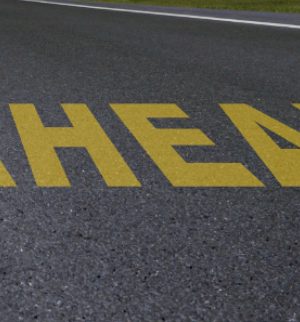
[1,103,300,188]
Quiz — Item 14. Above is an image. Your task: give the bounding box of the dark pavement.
[0,0,299,321]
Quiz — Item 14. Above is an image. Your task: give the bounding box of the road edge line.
[21,0,300,30]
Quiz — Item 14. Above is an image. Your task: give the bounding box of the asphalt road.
[0,1,299,321]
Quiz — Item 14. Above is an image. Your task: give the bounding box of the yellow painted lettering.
[10,104,140,187]
[111,104,263,187]
[220,104,300,187]
[0,164,16,187]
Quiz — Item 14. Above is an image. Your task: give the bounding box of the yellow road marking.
[10,104,140,187]
[111,104,263,187]
[4,102,299,188]
[220,104,300,187]
[0,163,16,187]
[293,103,300,110]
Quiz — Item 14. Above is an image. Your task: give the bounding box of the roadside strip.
[21,0,300,30]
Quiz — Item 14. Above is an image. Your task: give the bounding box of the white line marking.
[22,0,300,30]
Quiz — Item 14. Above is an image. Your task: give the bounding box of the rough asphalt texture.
[0,1,299,321]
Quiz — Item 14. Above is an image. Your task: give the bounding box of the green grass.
[90,0,300,13]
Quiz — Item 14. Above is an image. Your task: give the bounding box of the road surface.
[0,0,299,321]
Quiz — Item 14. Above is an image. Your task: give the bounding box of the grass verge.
[89,0,300,13]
